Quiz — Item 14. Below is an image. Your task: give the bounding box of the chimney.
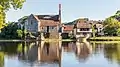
[59,4,61,23]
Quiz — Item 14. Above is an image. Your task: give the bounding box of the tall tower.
[58,4,62,40]
[59,4,61,23]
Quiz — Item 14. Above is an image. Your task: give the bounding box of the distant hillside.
[63,21,76,25]
[63,18,89,25]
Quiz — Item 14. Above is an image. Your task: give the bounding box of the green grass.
[0,39,75,42]
[62,39,75,41]
[90,41,120,43]
[89,36,120,41]
[43,39,75,42]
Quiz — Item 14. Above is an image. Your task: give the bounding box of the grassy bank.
[0,39,75,42]
[89,37,120,41]
[90,41,120,43]
[43,39,75,42]
[0,39,37,42]
[1,37,120,42]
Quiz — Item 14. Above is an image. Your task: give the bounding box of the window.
[31,20,33,25]
[80,28,89,31]
[51,26,54,29]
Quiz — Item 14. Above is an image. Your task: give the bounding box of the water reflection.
[38,41,61,63]
[75,42,92,62]
[104,43,120,64]
[62,42,75,52]
[0,41,120,67]
[17,41,62,67]
[0,52,4,67]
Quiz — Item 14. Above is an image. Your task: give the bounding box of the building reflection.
[38,41,62,63]
[18,41,62,67]
[91,42,104,54]
[62,42,76,52]
[62,41,92,62]
[75,41,92,62]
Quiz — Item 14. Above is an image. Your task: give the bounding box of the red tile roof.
[63,25,74,31]
[76,22,91,28]
[32,15,60,27]
[40,19,60,27]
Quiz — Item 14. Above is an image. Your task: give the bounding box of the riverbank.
[0,39,75,42]
[89,37,120,41]
[1,37,120,42]
[90,41,120,43]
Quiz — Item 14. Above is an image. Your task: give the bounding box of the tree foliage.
[104,10,120,36]
[0,0,25,29]
[0,22,22,39]
[17,29,23,38]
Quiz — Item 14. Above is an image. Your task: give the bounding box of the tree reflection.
[104,43,120,64]
[18,42,38,62]
[0,42,21,56]
[0,52,4,67]
[0,42,22,67]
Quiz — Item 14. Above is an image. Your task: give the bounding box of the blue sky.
[6,0,120,23]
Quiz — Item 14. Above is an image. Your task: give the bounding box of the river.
[0,41,120,67]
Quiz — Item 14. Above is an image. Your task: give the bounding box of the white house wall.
[77,29,92,33]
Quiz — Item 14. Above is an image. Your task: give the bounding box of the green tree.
[117,28,120,36]
[104,14,120,36]
[0,22,20,39]
[17,29,23,38]
[0,0,25,29]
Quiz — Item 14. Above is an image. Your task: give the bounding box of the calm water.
[0,41,120,67]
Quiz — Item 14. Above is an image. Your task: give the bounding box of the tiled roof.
[40,19,60,27]
[77,22,91,28]
[63,25,74,31]
[35,15,59,21]
[31,14,60,27]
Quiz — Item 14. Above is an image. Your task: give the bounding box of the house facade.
[62,25,74,39]
[18,4,62,39]
[73,19,92,39]
[24,14,60,33]
[22,14,61,39]
[95,23,104,36]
